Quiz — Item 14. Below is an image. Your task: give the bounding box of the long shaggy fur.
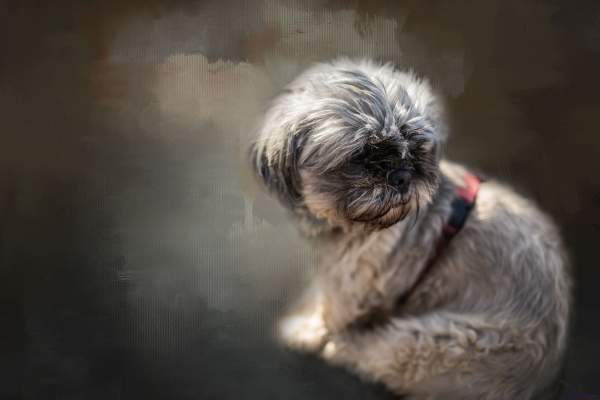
[250,59,571,400]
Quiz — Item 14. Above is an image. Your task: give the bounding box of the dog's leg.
[320,313,538,399]
[320,250,428,333]
[320,264,395,333]
[277,279,329,352]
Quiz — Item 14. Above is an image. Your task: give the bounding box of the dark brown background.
[1,0,599,399]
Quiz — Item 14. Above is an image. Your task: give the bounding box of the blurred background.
[1,0,599,398]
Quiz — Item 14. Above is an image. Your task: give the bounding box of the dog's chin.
[348,202,412,229]
[343,187,422,229]
[301,184,435,233]
[375,204,412,228]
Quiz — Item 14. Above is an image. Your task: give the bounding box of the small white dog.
[250,59,571,400]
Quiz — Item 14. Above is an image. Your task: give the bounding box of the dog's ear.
[249,117,308,210]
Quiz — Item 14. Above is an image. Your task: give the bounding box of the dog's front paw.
[320,333,357,368]
[277,306,329,353]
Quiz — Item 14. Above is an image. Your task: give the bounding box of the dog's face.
[251,60,446,231]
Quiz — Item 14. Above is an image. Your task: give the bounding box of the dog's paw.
[321,339,339,360]
[277,306,328,353]
[320,333,357,368]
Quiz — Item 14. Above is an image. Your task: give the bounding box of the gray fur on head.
[251,59,447,231]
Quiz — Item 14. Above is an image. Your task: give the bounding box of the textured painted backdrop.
[1,0,599,398]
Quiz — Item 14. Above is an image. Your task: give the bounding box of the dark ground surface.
[1,0,599,399]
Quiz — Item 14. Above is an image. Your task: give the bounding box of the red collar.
[437,173,481,252]
[396,172,481,307]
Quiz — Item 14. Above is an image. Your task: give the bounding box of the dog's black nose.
[389,169,411,192]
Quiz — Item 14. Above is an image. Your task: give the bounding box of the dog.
[249,59,571,400]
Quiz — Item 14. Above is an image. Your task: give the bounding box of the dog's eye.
[412,137,435,153]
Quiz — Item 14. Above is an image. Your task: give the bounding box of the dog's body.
[250,59,571,399]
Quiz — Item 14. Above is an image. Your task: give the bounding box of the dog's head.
[251,59,447,232]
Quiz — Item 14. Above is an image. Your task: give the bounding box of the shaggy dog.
[250,59,571,400]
